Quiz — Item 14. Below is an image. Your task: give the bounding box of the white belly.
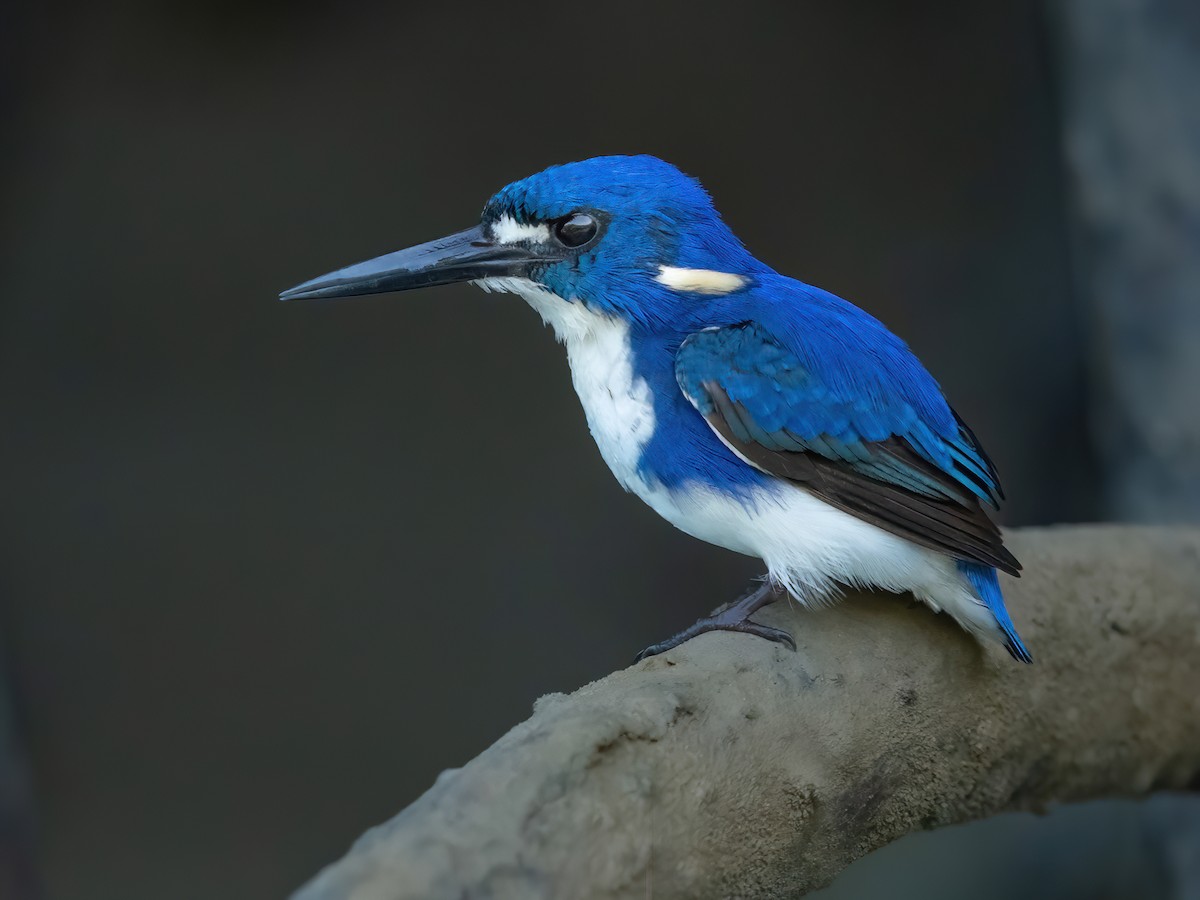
[645,480,951,598]
[642,479,1002,644]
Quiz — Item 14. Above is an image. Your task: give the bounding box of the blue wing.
[675,316,1019,575]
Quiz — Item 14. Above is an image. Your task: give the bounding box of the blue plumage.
[673,311,997,505]
[498,157,1002,504]
[282,154,1031,663]
[624,281,1019,575]
[958,561,1033,663]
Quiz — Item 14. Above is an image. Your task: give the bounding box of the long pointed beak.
[279,225,551,301]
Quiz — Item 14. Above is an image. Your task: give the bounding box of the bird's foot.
[634,616,795,662]
[634,579,796,662]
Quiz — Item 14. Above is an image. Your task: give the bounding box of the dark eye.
[553,213,598,248]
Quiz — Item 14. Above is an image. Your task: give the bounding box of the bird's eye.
[552,213,598,249]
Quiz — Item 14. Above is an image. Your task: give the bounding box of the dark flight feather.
[675,321,1021,576]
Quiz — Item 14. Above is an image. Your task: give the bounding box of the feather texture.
[675,321,1020,575]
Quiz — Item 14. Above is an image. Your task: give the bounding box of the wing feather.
[678,324,1020,576]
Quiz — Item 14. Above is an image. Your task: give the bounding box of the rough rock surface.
[295,526,1200,899]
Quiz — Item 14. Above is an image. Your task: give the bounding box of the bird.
[280,155,1031,664]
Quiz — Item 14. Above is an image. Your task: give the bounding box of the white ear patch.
[490,215,550,245]
[655,266,747,295]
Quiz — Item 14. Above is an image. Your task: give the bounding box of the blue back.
[486,155,1001,511]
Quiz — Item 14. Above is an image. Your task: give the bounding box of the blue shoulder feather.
[675,277,1003,506]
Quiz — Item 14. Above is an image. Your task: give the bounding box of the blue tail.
[957,561,1033,663]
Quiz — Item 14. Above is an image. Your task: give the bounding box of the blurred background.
[1,1,1197,898]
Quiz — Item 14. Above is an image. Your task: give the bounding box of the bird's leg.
[634,578,796,662]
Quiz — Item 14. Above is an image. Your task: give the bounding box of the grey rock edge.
[294,526,1200,900]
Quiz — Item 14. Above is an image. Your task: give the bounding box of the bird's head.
[281,155,764,329]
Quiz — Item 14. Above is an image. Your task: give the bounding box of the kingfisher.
[281,155,1031,664]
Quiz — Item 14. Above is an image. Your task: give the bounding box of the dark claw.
[634,578,795,663]
[633,641,671,664]
[727,620,797,652]
[633,617,796,663]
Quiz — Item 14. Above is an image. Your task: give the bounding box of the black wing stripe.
[729,430,1018,572]
[702,385,1021,576]
[819,466,1019,572]
[885,436,994,506]
[952,409,1005,502]
[724,400,997,544]
[710,388,754,444]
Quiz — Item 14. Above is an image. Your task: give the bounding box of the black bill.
[279,224,554,301]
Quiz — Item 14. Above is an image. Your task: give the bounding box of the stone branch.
[294,526,1200,899]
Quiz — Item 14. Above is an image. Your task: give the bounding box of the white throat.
[475,276,601,344]
[474,276,656,492]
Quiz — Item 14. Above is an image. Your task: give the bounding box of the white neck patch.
[473,275,656,494]
[474,276,598,344]
[655,265,747,295]
[490,215,550,245]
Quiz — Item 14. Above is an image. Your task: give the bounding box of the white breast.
[564,320,657,492]
[474,277,656,492]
